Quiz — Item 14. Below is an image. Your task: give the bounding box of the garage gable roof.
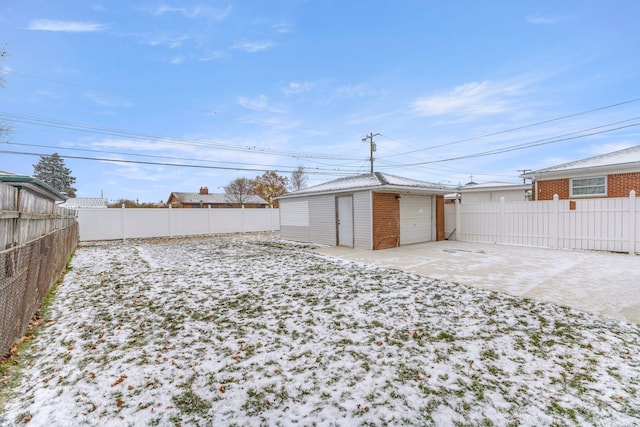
[280,172,452,199]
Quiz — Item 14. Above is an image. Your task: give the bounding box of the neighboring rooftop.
[280,172,453,198]
[459,181,531,191]
[521,145,640,178]
[168,191,267,205]
[60,197,108,209]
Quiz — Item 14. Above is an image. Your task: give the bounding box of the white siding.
[279,195,336,246]
[353,191,372,250]
[280,200,309,226]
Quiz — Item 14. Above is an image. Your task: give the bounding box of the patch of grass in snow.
[3,237,640,426]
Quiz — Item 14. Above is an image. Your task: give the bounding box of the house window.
[570,176,606,197]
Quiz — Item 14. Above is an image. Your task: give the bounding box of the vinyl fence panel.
[77,207,280,241]
[448,192,640,254]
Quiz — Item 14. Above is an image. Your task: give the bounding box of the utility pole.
[362,132,380,173]
[518,169,532,184]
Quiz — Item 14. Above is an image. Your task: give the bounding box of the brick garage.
[278,173,450,250]
[372,192,399,250]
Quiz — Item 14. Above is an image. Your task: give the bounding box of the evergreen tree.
[33,153,77,197]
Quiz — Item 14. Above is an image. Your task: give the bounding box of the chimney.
[199,186,208,195]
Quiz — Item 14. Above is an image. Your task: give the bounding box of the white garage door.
[400,195,432,245]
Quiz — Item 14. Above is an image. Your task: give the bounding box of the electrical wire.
[377,97,640,159]
[0,149,359,176]
[0,112,364,162]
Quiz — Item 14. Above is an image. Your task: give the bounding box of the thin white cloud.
[526,13,558,25]
[142,34,190,49]
[170,55,186,65]
[335,83,378,98]
[27,19,108,32]
[232,41,273,53]
[412,81,522,117]
[85,92,132,107]
[238,94,270,110]
[151,4,231,20]
[283,81,312,95]
[273,23,293,34]
[198,51,225,61]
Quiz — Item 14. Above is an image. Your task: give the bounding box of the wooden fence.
[77,206,280,241]
[446,191,640,254]
[1,184,77,250]
[0,183,79,356]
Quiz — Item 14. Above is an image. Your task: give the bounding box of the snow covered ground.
[1,235,639,426]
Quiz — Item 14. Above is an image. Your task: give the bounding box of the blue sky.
[1,1,639,203]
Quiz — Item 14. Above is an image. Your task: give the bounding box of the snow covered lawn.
[1,235,639,426]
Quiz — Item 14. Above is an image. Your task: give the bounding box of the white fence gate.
[446,191,639,254]
[77,207,280,241]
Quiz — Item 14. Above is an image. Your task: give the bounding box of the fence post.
[241,205,245,233]
[168,205,173,237]
[121,203,126,241]
[499,197,506,244]
[455,198,461,242]
[551,194,559,249]
[630,190,636,255]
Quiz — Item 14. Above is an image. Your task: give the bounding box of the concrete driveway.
[313,241,640,325]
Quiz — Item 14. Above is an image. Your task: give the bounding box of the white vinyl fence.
[446,191,639,254]
[77,207,280,241]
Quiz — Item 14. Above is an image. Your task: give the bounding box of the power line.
[0,149,360,176]
[0,112,365,162]
[2,141,368,174]
[377,121,640,168]
[378,96,640,159]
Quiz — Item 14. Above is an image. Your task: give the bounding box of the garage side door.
[400,195,432,245]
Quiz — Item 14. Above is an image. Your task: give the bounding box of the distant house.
[458,182,532,203]
[60,197,108,209]
[167,187,268,208]
[278,172,451,250]
[0,172,66,202]
[521,145,640,200]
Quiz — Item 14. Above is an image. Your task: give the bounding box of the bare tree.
[223,177,254,204]
[0,46,9,139]
[290,165,307,191]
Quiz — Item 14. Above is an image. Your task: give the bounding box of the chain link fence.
[0,183,79,356]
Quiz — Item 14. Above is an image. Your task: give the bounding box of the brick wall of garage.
[372,192,399,250]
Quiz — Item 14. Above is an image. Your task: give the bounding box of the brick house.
[167,187,267,208]
[277,172,451,250]
[521,145,640,200]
